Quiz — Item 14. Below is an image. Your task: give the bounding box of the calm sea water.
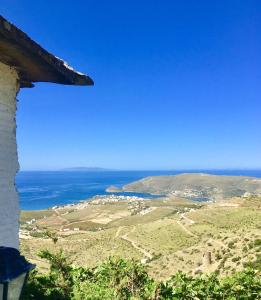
[16,170,261,210]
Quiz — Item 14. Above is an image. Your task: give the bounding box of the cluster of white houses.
[0,15,93,249]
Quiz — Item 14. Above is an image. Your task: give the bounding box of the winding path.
[176,212,197,237]
[116,226,153,260]
[176,220,197,237]
[115,226,123,238]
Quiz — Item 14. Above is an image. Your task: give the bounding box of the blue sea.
[16,170,261,210]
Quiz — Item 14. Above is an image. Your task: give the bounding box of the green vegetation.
[159,268,260,300]
[20,195,261,279]
[243,254,261,271]
[22,250,261,300]
[20,195,261,298]
[17,179,261,300]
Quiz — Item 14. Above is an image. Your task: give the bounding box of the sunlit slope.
[20,196,260,280]
[122,173,261,200]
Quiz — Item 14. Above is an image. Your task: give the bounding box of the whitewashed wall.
[0,62,20,249]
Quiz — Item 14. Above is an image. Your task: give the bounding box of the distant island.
[62,167,112,172]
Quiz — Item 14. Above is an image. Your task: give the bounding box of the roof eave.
[0,15,94,88]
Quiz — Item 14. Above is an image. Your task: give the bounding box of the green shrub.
[22,251,261,300]
[231,256,241,262]
[243,245,248,252]
[227,241,236,249]
[215,252,222,260]
[22,252,157,300]
[243,254,261,271]
[159,269,261,300]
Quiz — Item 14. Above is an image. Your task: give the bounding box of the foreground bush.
[160,269,260,300]
[22,250,261,300]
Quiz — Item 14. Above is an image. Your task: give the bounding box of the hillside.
[20,194,260,280]
[121,173,261,201]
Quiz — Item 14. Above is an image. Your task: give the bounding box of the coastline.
[17,170,261,211]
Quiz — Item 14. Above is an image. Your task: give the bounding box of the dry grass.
[20,196,261,280]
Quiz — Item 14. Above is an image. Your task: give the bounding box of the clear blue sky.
[2,0,261,170]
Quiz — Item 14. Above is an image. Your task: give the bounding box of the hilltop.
[121,173,261,201]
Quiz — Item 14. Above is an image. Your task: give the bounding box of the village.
[19,193,157,238]
[169,188,215,201]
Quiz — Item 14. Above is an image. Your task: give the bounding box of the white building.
[0,16,93,249]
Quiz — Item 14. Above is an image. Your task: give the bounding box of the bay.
[16,169,261,210]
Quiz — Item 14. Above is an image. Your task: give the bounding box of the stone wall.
[0,61,20,249]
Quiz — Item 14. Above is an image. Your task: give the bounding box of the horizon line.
[19,167,261,172]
